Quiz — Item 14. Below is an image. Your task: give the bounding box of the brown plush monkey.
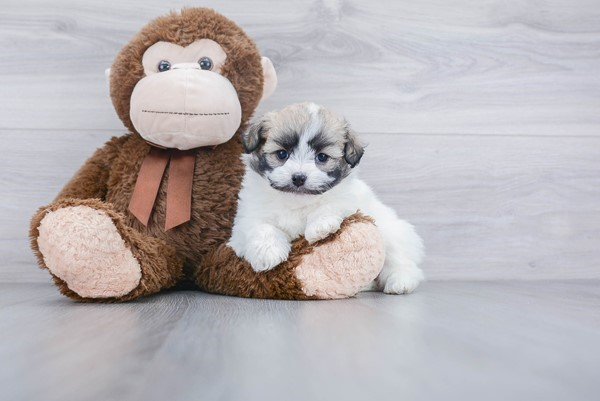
[29,8,384,302]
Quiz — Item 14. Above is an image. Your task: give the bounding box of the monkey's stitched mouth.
[142,110,230,116]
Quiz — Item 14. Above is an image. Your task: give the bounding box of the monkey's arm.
[30,135,130,239]
[53,135,129,201]
[29,134,130,271]
[29,134,185,302]
[196,213,385,300]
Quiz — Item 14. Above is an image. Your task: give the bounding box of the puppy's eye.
[276,150,289,160]
[316,153,329,163]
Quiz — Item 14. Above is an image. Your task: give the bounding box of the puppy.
[228,102,425,294]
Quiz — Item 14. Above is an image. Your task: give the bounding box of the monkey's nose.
[171,63,201,70]
[292,173,307,187]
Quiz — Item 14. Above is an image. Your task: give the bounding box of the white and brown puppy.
[228,102,425,294]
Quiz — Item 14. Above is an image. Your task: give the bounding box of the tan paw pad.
[296,221,385,299]
[37,206,141,298]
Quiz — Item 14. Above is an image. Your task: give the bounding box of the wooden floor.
[1,1,600,400]
[2,281,599,401]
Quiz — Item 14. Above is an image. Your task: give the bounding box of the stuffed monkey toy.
[29,8,385,302]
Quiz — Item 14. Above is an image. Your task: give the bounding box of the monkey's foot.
[37,205,142,298]
[295,214,385,299]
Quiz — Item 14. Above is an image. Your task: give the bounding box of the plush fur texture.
[296,217,385,298]
[196,213,383,299]
[31,198,184,302]
[38,205,143,298]
[29,8,386,301]
[231,103,424,293]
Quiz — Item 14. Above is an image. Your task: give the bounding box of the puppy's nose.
[292,173,307,187]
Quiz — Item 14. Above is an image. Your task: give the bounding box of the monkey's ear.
[343,126,365,168]
[241,118,267,153]
[105,68,111,84]
[260,57,277,102]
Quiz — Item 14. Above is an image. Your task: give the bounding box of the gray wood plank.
[2,130,599,281]
[0,284,194,401]
[1,0,599,135]
[1,281,599,401]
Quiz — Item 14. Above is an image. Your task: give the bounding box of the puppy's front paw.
[382,269,425,295]
[305,215,343,244]
[245,242,290,272]
[243,226,291,272]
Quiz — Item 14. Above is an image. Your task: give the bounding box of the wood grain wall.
[1,0,599,282]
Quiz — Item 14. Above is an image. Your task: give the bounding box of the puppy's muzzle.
[292,173,307,187]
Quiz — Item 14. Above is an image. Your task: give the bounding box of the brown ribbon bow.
[129,147,197,230]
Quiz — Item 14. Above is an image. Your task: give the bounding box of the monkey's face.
[129,39,242,150]
[109,8,277,148]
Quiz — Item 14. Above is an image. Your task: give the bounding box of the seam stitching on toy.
[142,110,230,116]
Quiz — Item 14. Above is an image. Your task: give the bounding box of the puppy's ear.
[241,118,267,154]
[343,125,364,168]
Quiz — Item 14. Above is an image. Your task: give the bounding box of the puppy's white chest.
[269,206,310,239]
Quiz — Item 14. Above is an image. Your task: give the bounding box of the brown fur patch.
[29,135,128,269]
[104,134,246,276]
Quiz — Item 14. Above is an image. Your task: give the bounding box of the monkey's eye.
[157,60,171,72]
[198,57,213,70]
[276,150,289,160]
[316,153,329,163]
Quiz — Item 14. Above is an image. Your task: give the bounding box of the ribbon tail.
[165,150,196,230]
[128,148,170,226]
